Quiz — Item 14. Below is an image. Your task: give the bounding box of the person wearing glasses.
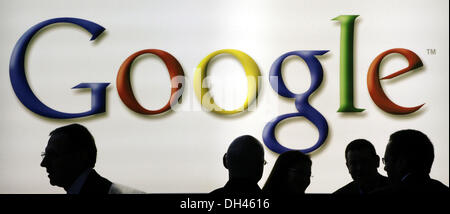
[210,135,266,196]
[262,150,312,196]
[375,129,448,194]
[334,139,389,195]
[40,123,144,194]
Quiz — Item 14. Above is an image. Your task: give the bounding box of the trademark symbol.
[427,49,436,55]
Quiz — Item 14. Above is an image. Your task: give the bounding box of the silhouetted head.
[223,135,265,183]
[345,139,380,183]
[40,124,97,190]
[383,129,434,183]
[263,151,312,195]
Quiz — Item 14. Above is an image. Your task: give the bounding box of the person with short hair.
[376,129,448,194]
[210,135,265,196]
[334,139,388,194]
[41,123,144,194]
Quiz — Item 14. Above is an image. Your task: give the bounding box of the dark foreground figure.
[210,135,265,197]
[41,123,144,194]
[334,139,388,195]
[374,129,448,194]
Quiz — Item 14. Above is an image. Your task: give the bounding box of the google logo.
[9,16,424,154]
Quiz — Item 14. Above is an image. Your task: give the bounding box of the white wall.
[0,0,448,193]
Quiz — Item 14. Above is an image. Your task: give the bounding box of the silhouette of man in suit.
[210,135,265,196]
[376,129,448,194]
[334,139,389,195]
[41,123,144,194]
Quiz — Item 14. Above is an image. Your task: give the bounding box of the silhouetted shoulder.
[371,178,449,195]
[334,181,360,194]
[80,170,112,194]
[426,179,449,193]
[335,174,389,195]
[210,180,262,198]
[401,175,449,194]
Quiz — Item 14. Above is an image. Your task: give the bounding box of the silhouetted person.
[263,151,312,196]
[334,139,389,195]
[375,129,448,194]
[210,135,265,196]
[41,124,145,194]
